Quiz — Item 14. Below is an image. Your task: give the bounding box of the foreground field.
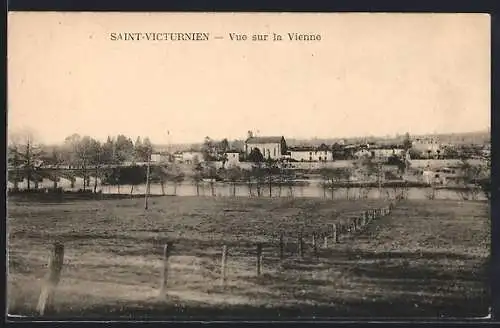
[7,196,490,319]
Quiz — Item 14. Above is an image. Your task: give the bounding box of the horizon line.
[33,127,490,147]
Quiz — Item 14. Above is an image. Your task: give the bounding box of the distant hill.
[153,129,490,152]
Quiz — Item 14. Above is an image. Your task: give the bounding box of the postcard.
[6,12,491,320]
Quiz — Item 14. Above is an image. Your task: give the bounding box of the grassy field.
[7,195,490,319]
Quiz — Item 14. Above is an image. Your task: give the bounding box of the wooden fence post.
[221,245,228,286]
[279,233,284,260]
[312,232,318,258]
[159,242,172,296]
[256,243,263,276]
[298,232,304,258]
[37,242,64,316]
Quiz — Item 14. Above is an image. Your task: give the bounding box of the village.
[146,131,490,187]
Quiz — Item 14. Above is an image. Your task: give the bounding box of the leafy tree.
[402,132,412,151]
[135,137,154,162]
[202,136,216,161]
[360,157,379,180]
[115,134,135,163]
[248,147,264,164]
[101,136,115,164]
[442,146,459,159]
[134,136,143,163]
[388,155,406,175]
[408,148,423,160]
[458,159,484,200]
[218,138,230,154]
[128,165,146,195]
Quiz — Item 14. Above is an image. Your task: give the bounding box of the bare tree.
[203,162,218,197]
[360,157,384,199]
[425,185,437,200]
[265,158,278,198]
[154,165,167,196]
[319,168,329,199]
[241,168,254,197]
[160,162,185,196]
[45,147,64,190]
[226,166,242,197]
[78,137,94,191]
[252,164,265,197]
[8,129,44,191]
[192,158,204,196]
[320,167,351,200]
[8,143,23,191]
[88,139,103,193]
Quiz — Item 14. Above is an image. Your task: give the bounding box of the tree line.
[7,132,155,192]
[7,130,490,200]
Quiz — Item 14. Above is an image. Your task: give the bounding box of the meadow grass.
[7,196,490,319]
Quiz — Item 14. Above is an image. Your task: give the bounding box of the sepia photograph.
[6,12,491,320]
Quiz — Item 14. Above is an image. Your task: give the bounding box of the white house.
[245,136,287,160]
[288,147,330,162]
[150,152,168,163]
[225,150,241,167]
[412,138,441,157]
[172,152,183,162]
[181,151,204,164]
[354,149,372,159]
[372,148,405,159]
[354,146,404,160]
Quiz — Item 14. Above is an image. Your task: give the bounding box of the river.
[8,177,488,201]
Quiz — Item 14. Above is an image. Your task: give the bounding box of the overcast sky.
[8,12,490,145]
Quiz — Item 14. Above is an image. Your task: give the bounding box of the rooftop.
[246,136,284,144]
[288,146,326,152]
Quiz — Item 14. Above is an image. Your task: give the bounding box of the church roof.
[245,136,284,144]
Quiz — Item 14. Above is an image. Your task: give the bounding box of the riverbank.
[7,182,488,202]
